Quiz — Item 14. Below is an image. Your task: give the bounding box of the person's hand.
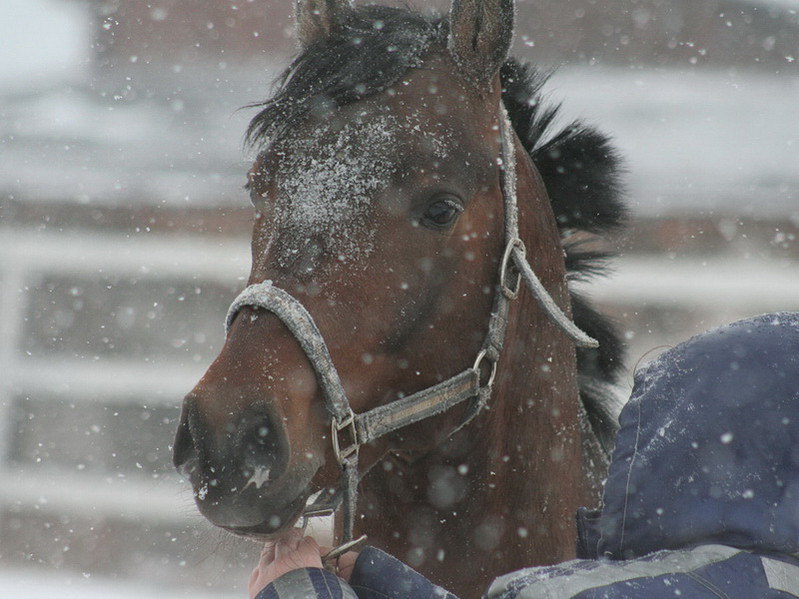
[247,529,360,599]
[248,530,322,599]
[318,546,359,582]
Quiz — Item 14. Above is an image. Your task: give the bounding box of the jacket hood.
[597,312,799,560]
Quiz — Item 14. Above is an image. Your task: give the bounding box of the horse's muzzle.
[173,398,318,532]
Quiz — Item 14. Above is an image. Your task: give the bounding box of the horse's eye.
[421,197,463,230]
[249,188,269,208]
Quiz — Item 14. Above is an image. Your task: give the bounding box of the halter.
[225,103,598,551]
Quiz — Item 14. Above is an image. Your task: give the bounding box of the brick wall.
[92,0,295,68]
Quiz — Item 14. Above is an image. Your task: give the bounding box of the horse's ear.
[448,0,514,88]
[295,0,353,48]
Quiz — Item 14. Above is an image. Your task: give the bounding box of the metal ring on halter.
[500,238,526,299]
[332,410,359,465]
[473,349,498,389]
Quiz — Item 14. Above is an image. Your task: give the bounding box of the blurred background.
[0,0,797,596]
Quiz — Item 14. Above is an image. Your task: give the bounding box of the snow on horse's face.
[173,3,516,539]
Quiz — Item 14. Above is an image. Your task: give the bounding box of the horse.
[172,1,625,596]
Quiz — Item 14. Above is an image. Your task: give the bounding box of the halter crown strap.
[497,104,599,349]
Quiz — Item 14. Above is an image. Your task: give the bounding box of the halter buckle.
[500,238,526,299]
[332,410,359,465]
[473,349,498,389]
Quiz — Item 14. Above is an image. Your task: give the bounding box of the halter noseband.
[224,103,598,549]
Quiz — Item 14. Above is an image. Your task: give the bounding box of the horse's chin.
[218,488,311,541]
[193,453,325,536]
[226,528,304,543]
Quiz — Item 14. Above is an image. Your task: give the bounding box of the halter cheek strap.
[496,104,598,348]
[224,102,598,547]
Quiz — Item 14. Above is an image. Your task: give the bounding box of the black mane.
[248,6,626,450]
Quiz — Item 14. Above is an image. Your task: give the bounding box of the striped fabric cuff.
[256,567,357,599]
[486,544,742,599]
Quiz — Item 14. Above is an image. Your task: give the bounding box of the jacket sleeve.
[255,567,359,599]
[484,545,795,599]
[348,546,460,599]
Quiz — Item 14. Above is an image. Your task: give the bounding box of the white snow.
[578,256,799,309]
[269,110,455,266]
[550,67,799,218]
[0,0,91,90]
[0,567,239,599]
[744,0,799,11]
[244,465,272,490]
[274,114,401,266]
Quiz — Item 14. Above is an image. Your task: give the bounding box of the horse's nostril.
[244,422,278,453]
[238,418,287,488]
[172,406,197,474]
[173,400,289,495]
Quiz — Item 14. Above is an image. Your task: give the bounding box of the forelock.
[246,6,445,148]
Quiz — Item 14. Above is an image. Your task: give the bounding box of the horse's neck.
[359,289,583,598]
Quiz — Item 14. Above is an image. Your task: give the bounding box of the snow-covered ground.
[4,66,797,217]
[0,567,239,599]
[0,74,254,208]
[4,66,798,216]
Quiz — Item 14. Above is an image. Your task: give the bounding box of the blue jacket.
[254,547,457,599]
[258,312,799,598]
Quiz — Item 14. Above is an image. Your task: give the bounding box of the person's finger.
[295,536,323,569]
[250,534,325,597]
[259,541,276,564]
[336,551,359,582]
[275,533,302,560]
[248,566,261,599]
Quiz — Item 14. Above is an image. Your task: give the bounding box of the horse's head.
[172,0,627,549]
[172,0,524,537]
